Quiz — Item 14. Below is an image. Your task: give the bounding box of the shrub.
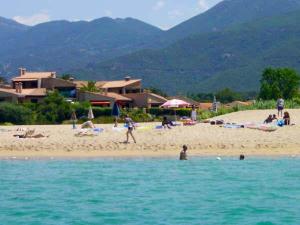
[36,91,72,124]
[0,103,35,125]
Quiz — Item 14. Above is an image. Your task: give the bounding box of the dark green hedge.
[0,103,35,125]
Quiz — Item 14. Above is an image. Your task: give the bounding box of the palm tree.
[80,81,101,93]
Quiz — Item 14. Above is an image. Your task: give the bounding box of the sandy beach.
[1,109,300,158]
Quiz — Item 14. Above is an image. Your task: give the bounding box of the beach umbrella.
[88,106,94,120]
[161,99,190,108]
[161,99,190,121]
[112,102,120,117]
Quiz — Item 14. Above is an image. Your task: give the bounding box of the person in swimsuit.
[125,114,136,143]
[264,115,273,124]
[277,98,284,117]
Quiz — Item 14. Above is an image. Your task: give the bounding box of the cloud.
[198,0,209,11]
[13,12,50,26]
[153,1,166,11]
[168,10,184,19]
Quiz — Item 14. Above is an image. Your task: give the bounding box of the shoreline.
[1,148,300,159]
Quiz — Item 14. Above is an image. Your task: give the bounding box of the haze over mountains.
[1,0,300,94]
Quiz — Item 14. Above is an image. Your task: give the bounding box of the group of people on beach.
[264,98,291,125]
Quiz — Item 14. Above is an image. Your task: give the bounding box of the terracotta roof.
[13,72,56,81]
[105,92,132,101]
[73,81,106,88]
[21,88,47,96]
[228,101,253,106]
[0,88,46,97]
[199,102,213,110]
[147,93,168,102]
[101,79,141,89]
[81,91,132,102]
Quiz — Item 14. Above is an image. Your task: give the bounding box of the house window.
[31,99,38,103]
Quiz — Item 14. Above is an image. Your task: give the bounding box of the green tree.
[60,74,72,80]
[146,87,168,97]
[216,88,241,103]
[0,76,6,83]
[259,68,300,100]
[36,91,72,124]
[80,81,101,93]
[0,103,35,125]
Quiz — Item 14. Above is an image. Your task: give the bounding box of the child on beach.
[125,114,136,143]
[283,111,290,125]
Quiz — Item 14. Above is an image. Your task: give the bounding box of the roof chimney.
[19,68,26,76]
[51,72,56,78]
[124,76,131,81]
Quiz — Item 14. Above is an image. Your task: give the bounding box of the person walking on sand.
[277,97,284,117]
[180,145,188,160]
[125,114,136,143]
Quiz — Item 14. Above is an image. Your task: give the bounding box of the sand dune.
[1,109,300,158]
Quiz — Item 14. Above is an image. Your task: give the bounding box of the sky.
[0,0,222,30]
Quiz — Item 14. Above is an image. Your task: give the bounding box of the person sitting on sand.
[125,114,136,143]
[81,120,95,129]
[162,116,172,129]
[283,111,290,125]
[180,145,188,160]
[264,115,273,124]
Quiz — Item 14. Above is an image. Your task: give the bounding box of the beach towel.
[75,128,103,137]
[223,124,244,129]
[112,127,126,132]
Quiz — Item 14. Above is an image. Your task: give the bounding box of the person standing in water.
[180,145,188,160]
[277,97,284,117]
[125,114,136,143]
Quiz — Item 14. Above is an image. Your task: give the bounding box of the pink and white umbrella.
[161,99,190,108]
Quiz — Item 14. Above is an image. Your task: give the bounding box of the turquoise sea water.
[0,157,300,225]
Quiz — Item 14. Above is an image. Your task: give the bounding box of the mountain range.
[1,0,300,94]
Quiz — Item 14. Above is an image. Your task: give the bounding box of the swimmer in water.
[239,154,245,160]
[180,145,188,160]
